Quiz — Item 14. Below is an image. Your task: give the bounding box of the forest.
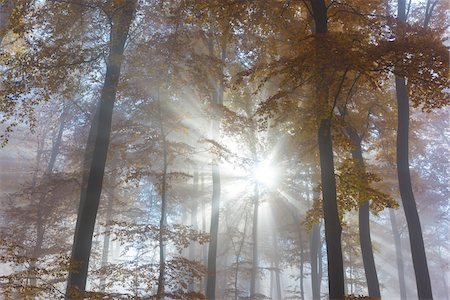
[0,0,448,299]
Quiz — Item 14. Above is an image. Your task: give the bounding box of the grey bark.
[389,208,407,300]
[346,127,381,298]
[205,36,226,300]
[65,2,136,297]
[395,1,433,298]
[157,88,168,299]
[310,1,345,298]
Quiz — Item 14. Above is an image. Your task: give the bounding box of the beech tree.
[1,1,449,299]
[66,0,138,297]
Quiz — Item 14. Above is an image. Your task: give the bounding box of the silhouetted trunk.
[189,167,199,291]
[65,2,136,297]
[46,102,68,174]
[206,36,226,300]
[30,106,67,290]
[318,235,323,290]
[310,222,321,300]
[200,168,208,290]
[309,174,322,300]
[234,213,249,300]
[395,61,433,300]
[250,183,259,297]
[275,256,282,300]
[395,1,432,298]
[156,88,168,299]
[299,229,305,300]
[347,128,381,298]
[99,186,114,291]
[389,208,407,300]
[317,118,344,299]
[310,1,345,298]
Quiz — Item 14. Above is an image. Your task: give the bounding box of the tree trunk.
[46,102,68,174]
[299,229,304,300]
[157,88,168,299]
[206,36,226,300]
[395,76,433,299]
[65,2,136,297]
[395,1,432,298]
[30,105,67,290]
[189,167,199,291]
[317,119,344,299]
[234,213,249,300]
[310,222,321,300]
[347,128,381,298]
[310,183,322,300]
[310,1,345,298]
[389,208,407,300]
[99,186,114,291]
[250,183,259,297]
[275,239,282,300]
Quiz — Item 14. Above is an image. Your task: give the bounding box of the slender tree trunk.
[30,107,67,289]
[299,229,305,300]
[310,1,345,298]
[311,222,321,300]
[310,181,322,300]
[317,118,344,299]
[65,2,136,297]
[395,1,432,298]
[189,167,199,291]
[200,168,208,290]
[234,213,249,300]
[270,263,274,300]
[318,234,323,292]
[250,183,259,297]
[347,128,381,298]
[46,102,68,173]
[395,76,433,299]
[389,208,407,300]
[99,186,114,291]
[206,37,226,300]
[157,88,168,299]
[275,259,282,300]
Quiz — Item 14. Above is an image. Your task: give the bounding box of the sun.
[252,160,277,188]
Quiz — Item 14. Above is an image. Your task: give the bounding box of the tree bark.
[99,183,115,291]
[189,167,199,291]
[310,184,322,300]
[395,2,432,298]
[395,69,433,300]
[157,88,168,299]
[206,36,226,300]
[310,222,321,300]
[389,208,407,300]
[310,1,345,298]
[65,2,136,297]
[347,128,381,298]
[317,119,345,300]
[46,102,68,174]
[299,228,305,300]
[250,183,259,297]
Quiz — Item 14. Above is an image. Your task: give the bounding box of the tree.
[206,33,227,300]
[393,0,446,298]
[66,1,137,297]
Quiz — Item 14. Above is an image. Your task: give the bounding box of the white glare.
[253,160,277,187]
